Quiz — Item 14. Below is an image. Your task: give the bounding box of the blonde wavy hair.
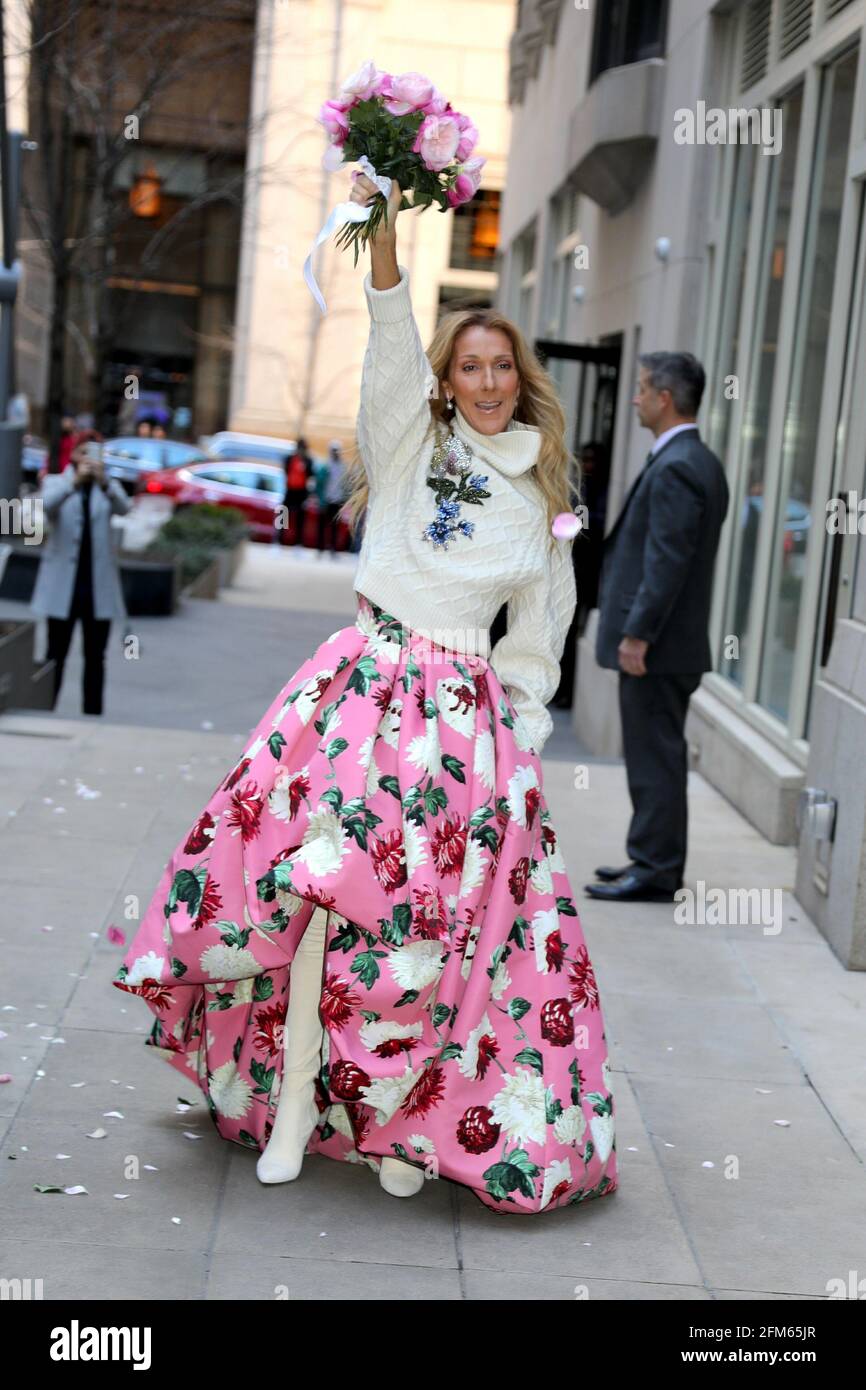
[343,305,581,554]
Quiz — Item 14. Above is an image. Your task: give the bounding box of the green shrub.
[143,502,247,588]
[175,544,219,587]
[160,503,248,549]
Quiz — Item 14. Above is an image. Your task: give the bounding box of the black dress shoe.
[594,863,638,881]
[583,873,678,903]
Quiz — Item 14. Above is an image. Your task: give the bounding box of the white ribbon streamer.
[303,156,394,313]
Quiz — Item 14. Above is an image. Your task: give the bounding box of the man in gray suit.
[586,352,729,902]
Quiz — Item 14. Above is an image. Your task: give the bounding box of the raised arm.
[357,265,437,484]
[352,174,436,485]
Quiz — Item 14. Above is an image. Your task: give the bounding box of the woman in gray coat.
[30,430,131,715]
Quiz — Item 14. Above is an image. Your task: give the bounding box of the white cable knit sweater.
[353,264,577,756]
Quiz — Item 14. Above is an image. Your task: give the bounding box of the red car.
[138,459,352,549]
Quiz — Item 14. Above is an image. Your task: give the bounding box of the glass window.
[542,185,580,341]
[105,438,207,467]
[720,82,804,689]
[589,0,668,85]
[214,445,284,464]
[193,465,258,489]
[256,469,286,494]
[706,141,756,466]
[758,47,859,720]
[515,221,537,333]
[449,190,500,271]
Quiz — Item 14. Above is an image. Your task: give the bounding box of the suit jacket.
[595,426,729,673]
[30,468,132,621]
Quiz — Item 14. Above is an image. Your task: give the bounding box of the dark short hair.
[638,351,705,416]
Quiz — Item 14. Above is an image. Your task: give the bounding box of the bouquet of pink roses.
[304,60,485,308]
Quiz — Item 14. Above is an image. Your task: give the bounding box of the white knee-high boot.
[256,905,328,1184]
[379,1155,427,1197]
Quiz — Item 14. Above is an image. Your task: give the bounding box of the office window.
[513,221,537,333]
[589,0,668,85]
[758,46,858,720]
[721,82,804,690]
[542,184,581,340]
[706,141,756,467]
[449,189,501,271]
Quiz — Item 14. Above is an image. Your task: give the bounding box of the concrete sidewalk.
[1,546,864,1300]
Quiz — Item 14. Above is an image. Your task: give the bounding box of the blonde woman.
[113,173,618,1216]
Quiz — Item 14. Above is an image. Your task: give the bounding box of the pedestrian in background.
[282,435,314,547]
[30,429,132,716]
[56,415,77,474]
[314,440,347,556]
[588,353,729,903]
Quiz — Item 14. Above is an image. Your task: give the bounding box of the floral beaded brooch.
[421,427,492,551]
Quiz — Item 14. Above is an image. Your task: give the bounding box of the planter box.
[119,554,182,616]
[0,535,245,619]
[181,554,221,600]
[224,536,246,585]
[213,536,246,588]
[0,542,183,618]
[0,619,57,713]
[0,543,39,603]
[28,657,57,709]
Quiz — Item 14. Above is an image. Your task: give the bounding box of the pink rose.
[317,100,350,142]
[455,116,479,162]
[446,156,486,206]
[420,86,450,116]
[338,60,381,103]
[382,71,435,115]
[412,113,461,172]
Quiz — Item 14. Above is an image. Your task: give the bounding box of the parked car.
[200,431,297,471]
[101,437,211,494]
[138,460,351,549]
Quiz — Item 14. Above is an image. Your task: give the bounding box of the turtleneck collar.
[452,406,541,478]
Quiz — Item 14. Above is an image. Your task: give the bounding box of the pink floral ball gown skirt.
[113,593,619,1215]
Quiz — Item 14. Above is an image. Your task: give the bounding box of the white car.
[201,431,298,469]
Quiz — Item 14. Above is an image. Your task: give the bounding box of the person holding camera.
[30,429,132,715]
